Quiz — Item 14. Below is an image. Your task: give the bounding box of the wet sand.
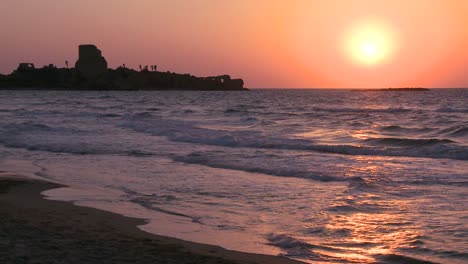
[0,173,302,264]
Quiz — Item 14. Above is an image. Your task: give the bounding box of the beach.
[0,173,301,264]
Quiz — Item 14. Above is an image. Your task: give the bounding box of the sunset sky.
[1,0,467,88]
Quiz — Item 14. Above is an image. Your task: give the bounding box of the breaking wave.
[123,116,468,160]
[364,137,455,147]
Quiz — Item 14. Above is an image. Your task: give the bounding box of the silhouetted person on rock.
[139,65,142,71]
[65,60,69,69]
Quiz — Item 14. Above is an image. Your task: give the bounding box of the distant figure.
[154,65,158,72]
[139,65,142,71]
[75,45,107,80]
[150,65,154,71]
[123,64,126,69]
[144,66,148,71]
[65,60,69,69]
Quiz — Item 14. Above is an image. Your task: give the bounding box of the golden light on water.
[323,210,421,263]
[310,156,422,263]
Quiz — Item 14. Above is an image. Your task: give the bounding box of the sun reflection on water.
[312,156,421,263]
[319,209,421,262]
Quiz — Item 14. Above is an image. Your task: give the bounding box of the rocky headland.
[0,45,246,91]
[352,88,430,92]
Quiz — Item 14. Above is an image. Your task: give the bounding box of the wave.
[308,107,414,114]
[0,121,154,156]
[268,234,451,264]
[121,115,312,148]
[380,125,434,134]
[146,107,161,111]
[436,125,468,137]
[127,111,154,118]
[175,150,467,187]
[174,153,346,182]
[447,127,468,137]
[118,187,203,223]
[222,106,414,116]
[2,117,467,161]
[267,234,316,250]
[123,117,468,160]
[266,234,345,261]
[0,138,162,158]
[381,125,406,131]
[436,107,468,113]
[364,137,455,147]
[99,113,121,118]
[403,180,468,188]
[95,95,113,99]
[2,121,81,133]
[374,254,439,264]
[0,139,107,155]
[8,108,123,119]
[224,108,245,114]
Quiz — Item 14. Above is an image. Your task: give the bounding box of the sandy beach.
[0,173,302,264]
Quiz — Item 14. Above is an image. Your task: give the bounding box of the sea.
[0,89,467,264]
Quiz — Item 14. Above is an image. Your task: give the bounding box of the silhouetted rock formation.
[352,88,430,92]
[0,44,246,91]
[75,45,108,80]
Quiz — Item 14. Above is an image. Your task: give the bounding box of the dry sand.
[0,173,302,264]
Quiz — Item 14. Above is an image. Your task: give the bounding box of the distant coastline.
[351,88,430,92]
[0,45,246,91]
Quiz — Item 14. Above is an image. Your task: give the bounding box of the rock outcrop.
[75,45,108,80]
[1,44,246,91]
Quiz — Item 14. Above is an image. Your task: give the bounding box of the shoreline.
[0,173,302,264]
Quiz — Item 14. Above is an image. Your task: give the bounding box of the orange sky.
[1,0,467,88]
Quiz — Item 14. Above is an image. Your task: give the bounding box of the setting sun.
[345,21,397,66]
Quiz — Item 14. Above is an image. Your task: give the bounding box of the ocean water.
[0,89,467,263]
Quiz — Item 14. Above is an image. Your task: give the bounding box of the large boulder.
[75,45,107,80]
[223,78,244,90]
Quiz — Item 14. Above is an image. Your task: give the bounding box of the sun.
[362,43,378,58]
[357,41,384,64]
[345,21,397,66]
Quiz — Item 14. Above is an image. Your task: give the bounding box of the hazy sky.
[1,0,467,88]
